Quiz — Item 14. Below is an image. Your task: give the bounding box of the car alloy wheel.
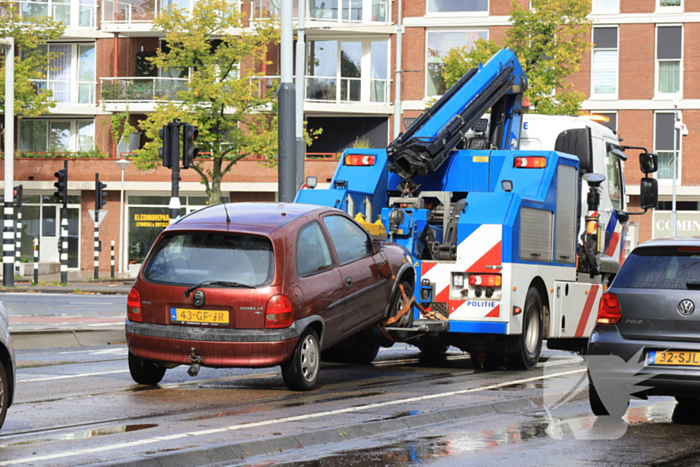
[300,334,319,383]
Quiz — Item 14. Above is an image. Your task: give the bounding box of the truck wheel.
[387,281,414,341]
[507,287,543,370]
[128,352,166,386]
[282,328,320,391]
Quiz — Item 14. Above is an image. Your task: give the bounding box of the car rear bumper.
[125,320,304,368]
[588,324,700,398]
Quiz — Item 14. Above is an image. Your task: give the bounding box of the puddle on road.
[2,424,158,447]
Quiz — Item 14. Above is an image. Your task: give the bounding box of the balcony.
[17,0,97,30]
[253,0,390,24]
[100,77,188,112]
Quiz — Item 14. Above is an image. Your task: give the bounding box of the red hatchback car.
[126,203,414,390]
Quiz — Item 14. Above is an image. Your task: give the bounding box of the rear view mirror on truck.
[640,178,658,210]
[640,153,659,174]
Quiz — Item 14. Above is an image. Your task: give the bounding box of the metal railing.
[252,0,390,24]
[100,77,188,103]
[101,0,159,24]
[17,0,97,28]
[250,75,280,99]
[34,80,97,105]
[305,76,389,104]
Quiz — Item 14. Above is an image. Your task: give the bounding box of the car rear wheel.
[507,287,543,370]
[128,352,166,386]
[282,328,320,391]
[588,375,608,416]
[0,363,8,429]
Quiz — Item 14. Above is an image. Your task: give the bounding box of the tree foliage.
[0,0,65,117]
[133,0,281,204]
[442,0,592,115]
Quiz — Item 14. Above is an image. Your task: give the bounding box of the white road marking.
[0,368,586,466]
[17,370,129,383]
[68,302,115,305]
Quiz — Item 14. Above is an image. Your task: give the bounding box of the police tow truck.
[296,48,659,369]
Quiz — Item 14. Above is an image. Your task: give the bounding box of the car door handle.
[345,277,352,287]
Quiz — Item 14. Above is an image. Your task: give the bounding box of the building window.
[596,112,617,133]
[19,119,95,153]
[657,26,682,96]
[302,0,389,23]
[658,0,682,9]
[20,0,97,28]
[428,0,487,14]
[31,43,96,105]
[592,27,618,96]
[592,0,618,12]
[655,112,681,181]
[426,30,488,97]
[306,39,389,103]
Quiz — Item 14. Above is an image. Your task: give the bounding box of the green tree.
[133,0,280,205]
[0,0,66,117]
[442,0,592,115]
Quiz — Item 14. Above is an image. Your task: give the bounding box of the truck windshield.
[143,232,274,288]
[614,247,700,290]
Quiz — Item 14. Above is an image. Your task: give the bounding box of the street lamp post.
[1,37,15,287]
[115,158,131,274]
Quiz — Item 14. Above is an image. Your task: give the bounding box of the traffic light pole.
[169,120,181,225]
[14,185,22,279]
[59,160,68,285]
[94,174,100,280]
[2,37,15,288]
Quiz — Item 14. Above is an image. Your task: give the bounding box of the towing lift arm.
[387,48,528,196]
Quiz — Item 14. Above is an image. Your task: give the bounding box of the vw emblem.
[193,290,205,307]
[678,299,695,316]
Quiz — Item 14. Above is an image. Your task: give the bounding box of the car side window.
[323,215,372,266]
[296,222,333,278]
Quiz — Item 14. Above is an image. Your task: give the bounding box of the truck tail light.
[598,292,621,324]
[345,154,375,166]
[514,156,546,168]
[265,295,294,329]
[469,274,502,287]
[127,288,142,322]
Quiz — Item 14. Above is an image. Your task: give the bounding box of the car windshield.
[143,232,274,287]
[614,246,700,290]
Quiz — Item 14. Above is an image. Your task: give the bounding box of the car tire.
[387,281,415,341]
[0,363,8,430]
[128,352,166,386]
[507,287,544,370]
[282,328,320,391]
[351,335,380,364]
[588,375,608,416]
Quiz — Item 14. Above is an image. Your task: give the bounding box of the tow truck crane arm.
[387,48,528,196]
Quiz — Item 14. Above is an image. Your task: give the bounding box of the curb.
[91,396,539,467]
[0,286,130,295]
[11,327,126,349]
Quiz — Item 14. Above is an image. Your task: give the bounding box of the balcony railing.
[101,0,159,24]
[100,77,188,103]
[305,76,389,104]
[18,0,97,28]
[253,0,390,24]
[35,80,97,105]
[250,75,280,98]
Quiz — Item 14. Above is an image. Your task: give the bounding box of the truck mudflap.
[379,284,450,340]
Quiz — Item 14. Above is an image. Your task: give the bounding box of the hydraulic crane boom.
[387,48,527,196]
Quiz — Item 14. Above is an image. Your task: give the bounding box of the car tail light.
[265,295,294,329]
[345,154,375,166]
[598,292,621,324]
[514,156,546,168]
[127,288,142,322]
[469,274,502,287]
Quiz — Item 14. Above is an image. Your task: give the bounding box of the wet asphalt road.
[2,341,700,466]
[0,293,126,319]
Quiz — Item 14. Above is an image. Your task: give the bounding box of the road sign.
[88,209,108,226]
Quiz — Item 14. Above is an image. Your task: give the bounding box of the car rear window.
[614,246,700,290]
[143,232,274,287]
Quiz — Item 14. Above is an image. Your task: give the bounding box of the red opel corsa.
[125,203,414,391]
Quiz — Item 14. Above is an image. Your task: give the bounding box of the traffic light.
[182,123,198,169]
[95,174,107,210]
[158,123,173,168]
[53,167,67,204]
[13,185,22,210]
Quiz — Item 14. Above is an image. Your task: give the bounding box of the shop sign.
[133,213,170,228]
[653,211,700,238]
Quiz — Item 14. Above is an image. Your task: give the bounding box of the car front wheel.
[282,328,320,391]
[128,352,166,386]
[0,363,8,429]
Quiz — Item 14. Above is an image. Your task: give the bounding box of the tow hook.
[188,347,203,377]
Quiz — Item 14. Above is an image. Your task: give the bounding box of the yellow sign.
[473,156,489,163]
[172,308,229,325]
[133,213,170,228]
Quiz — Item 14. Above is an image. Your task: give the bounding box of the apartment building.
[2,0,697,274]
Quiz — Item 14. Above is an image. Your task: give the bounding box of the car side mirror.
[372,238,382,253]
[640,153,659,174]
[640,178,658,210]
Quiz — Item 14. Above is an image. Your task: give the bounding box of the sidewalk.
[5,270,131,349]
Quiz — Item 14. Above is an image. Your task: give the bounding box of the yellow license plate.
[171,308,229,325]
[648,350,700,367]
